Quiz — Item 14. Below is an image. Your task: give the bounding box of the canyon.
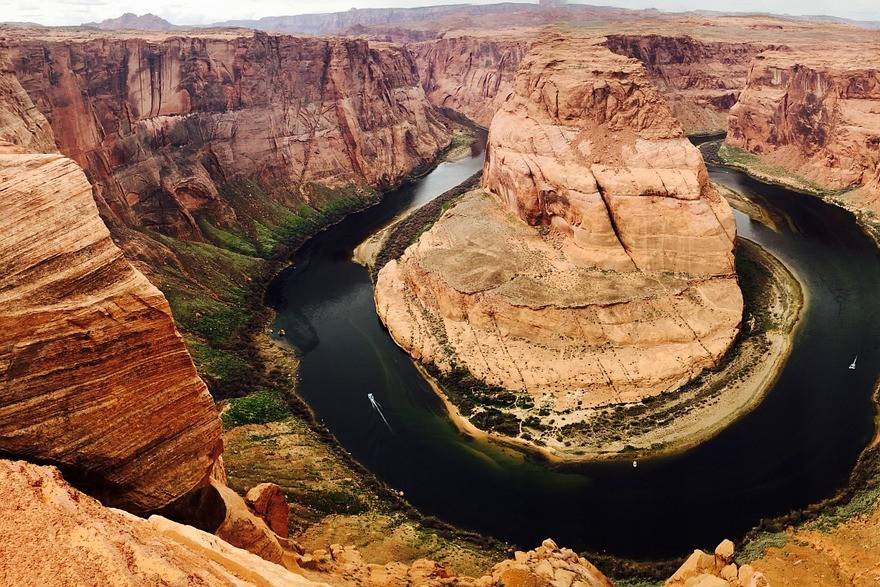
[1,4,880,586]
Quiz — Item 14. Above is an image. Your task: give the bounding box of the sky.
[2,0,878,27]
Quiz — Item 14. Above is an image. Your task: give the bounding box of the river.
[265,143,880,559]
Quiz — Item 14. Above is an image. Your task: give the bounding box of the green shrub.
[221,389,290,428]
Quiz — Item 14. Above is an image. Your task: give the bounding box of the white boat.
[849,356,858,370]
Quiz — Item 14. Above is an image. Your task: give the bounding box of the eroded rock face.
[409,36,529,127]
[727,47,880,214]
[5,32,452,239]
[376,35,742,445]
[0,460,321,587]
[606,34,769,135]
[666,540,769,587]
[0,147,222,511]
[0,55,54,152]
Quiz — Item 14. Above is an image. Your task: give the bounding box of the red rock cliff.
[0,143,222,512]
[5,32,452,239]
[727,47,880,215]
[409,36,529,127]
[606,34,769,135]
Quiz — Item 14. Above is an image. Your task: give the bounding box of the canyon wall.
[409,36,529,127]
[727,47,880,215]
[606,34,767,135]
[376,34,742,451]
[0,144,222,512]
[0,54,54,152]
[4,32,452,240]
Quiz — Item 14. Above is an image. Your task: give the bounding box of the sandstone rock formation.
[247,482,291,538]
[727,46,880,215]
[666,540,769,587]
[376,34,742,449]
[298,537,612,586]
[606,35,769,135]
[0,146,222,511]
[410,36,528,127]
[0,55,54,152]
[0,459,321,586]
[4,32,452,239]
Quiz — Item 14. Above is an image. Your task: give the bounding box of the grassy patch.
[808,483,880,532]
[221,388,291,428]
[614,579,664,587]
[197,217,259,256]
[736,532,787,564]
[187,340,253,390]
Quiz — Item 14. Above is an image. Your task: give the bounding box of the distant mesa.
[83,12,177,31]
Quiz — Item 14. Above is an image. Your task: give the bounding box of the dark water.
[266,146,880,559]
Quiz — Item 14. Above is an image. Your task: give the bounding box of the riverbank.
[702,141,880,247]
[354,172,483,274]
[700,143,880,584]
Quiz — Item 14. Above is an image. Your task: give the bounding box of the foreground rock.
[0,460,320,586]
[727,46,880,219]
[376,34,742,453]
[666,540,769,587]
[0,146,222,511]
[298,537,612,586]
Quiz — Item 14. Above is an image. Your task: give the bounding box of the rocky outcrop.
[247,482,291,538]
[0,146,222,511]
[666,540,769,587]
[727,47,880,215]
[5,32,451,239]
[299,537,611,586]
[0,459,321,586]
[606,34,768,135]
[409,36,529,127]
[376,34,742,452]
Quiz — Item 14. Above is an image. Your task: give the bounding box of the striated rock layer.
[409,36,529,127]
[4,32,452,239]
[727,46,880,215]
[0,145,222,511]
[0,55,54,152]
[377,35,742,431]
[605,34,769,135]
